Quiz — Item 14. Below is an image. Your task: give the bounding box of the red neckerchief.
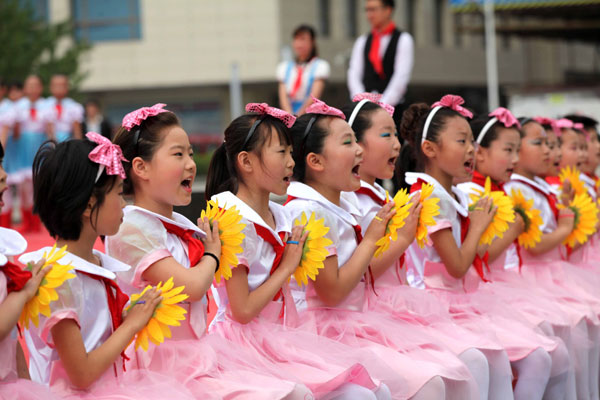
[518,179,559,220]
[545,176,561,188]
[79,271,130,374]
[253,224,287,318]
[2,261,33,293]
[55,101,62,119]
[369,22,396,79]
[30,107,36,120]
[290,59,312,99]
[412,178,489,281]
[471,170,504,192]
[161,220,205,266]
[284,195,297,205]
[355,186,386,206]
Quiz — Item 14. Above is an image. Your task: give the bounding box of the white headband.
[421,106,443,144]
[348,99,371,128]
[95,165,105,183]
[476,117,498,145]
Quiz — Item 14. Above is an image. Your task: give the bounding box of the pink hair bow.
[555,118,584,131]
[489,107,521,129]
[245,103,296,128]
[352,93,395,116]
[533,117,561,136]
[122,103,169,130]
[431,95,473,119]
[86,132,128,181]
[305,97,346,120]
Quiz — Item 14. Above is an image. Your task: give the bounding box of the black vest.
[362,28,402,96]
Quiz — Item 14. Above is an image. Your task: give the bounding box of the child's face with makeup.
[475,127,520,183]
[545,129,561,177]
[517,122,550,177]
[559,129,586,170]
[430,116,475,181]
[358,108,400,184]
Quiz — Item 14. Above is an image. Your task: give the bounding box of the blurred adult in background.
[44,74,84,142]
[277,24,330,115]
[82,98,113,140]
[348,0,414,125]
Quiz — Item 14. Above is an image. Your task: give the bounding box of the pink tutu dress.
[18,246,197,400]
[209,191,395,400]
[0,228,59,400]
[284,182,480,400]
[106,205,315,400]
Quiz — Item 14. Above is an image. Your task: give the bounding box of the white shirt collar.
[124,205,206,237]
[19,248,130,280]
[287,181,360,226]
[405,172,468,217]
[512,173,549,194]
[358,180,386,201]
[0,228,27,266]
[212,191,291,244]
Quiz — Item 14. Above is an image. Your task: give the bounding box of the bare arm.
[313,202,395,306]
[487,213,525,263]
[297,79,326,116]
[51,289,161,389]
[226,226,307,324]
[528,209,574,255]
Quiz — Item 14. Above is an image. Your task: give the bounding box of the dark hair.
[112,111,180,195]
[8,80,23,90]
[85,98,101,108]
[563,114,598,130]
[289,114,334,183]
[397,103,468,179]
[341,101,385,143]
[379,0,395,8]
[0,141,4,160]
[205,115,292,198]
[293,24,318,61]
[470,115,523,148]
[32,140,118,240]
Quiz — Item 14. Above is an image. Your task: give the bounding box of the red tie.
[352,224,377,292]
[369,22,396,79]
[79,271,130,373]
[253,224,286,302]
[290,65,304,99]
[2,261,33,293]
[30,107,36,120]
[55,102,63,119]
[355,187,386,206]
[161,221,205,266]
[471,170,504,192]
[459,215,490,282]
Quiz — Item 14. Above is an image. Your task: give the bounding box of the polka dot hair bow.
[422,94,473,143]
[305,97,346,119]
[122,103,170,130]
[245,103,296,128]
[352,93,395,116]
[86,131,128,182]
[533,117,561,137]
[476,107,521,145]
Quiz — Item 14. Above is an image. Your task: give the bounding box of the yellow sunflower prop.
[510,189,543,249]
[374,190,413,257]
[559,165,586,196]
[468,177,515,245]
[128,277,189,351]
[19,244,75,329]
[292,212,333,286]
[414,183,441,248]
[200,200,246,283]
[559,193,598,247]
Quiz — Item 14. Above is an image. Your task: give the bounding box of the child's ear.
[421,140,436,159]
[306,152,324,172]
[236,151,253,174]
[83,196,96,218]
[475,145,486,165]
[131,156,149,181]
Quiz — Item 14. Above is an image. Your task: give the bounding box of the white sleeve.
[276,61,288,83]
[381,33,414,106]
[71,102,84,123]
[314,59,330,80]
[347,35,367,98]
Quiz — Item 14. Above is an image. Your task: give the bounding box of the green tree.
[0,0,91,97]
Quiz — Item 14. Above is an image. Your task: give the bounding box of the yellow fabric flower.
[559,193,598,247]
[510,189,543,249]
[375,190,413,257]
[19,244,75,329]
[200,200,246,284]
[128,277,189,351]
[559,165,586,196]
[293,212,333,287]
[468,177,515,245]
[415,183,441,249]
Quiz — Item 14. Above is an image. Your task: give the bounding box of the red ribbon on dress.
[29,107,36,120]
[352,224,377,293]
[471,170,504,192]
[55,102,62,119]
[79,271,130,374]
[3,261,33,294]
[290,65,304,99]
[519,180,560,221]
[409,178,427,194]
[253,224,287,318]
[460,216,490,282]
[355,186,386,206]
[369,22,396,79]
[161,221,205,266]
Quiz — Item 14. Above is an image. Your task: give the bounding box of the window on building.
[20,0,49,22]
[71,0,141,42]
[346,0,357,38]
[405,0,415,35]
[318,0,330,38]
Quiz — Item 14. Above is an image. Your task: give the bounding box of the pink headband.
[86,132,128,182]
[348,93,394,127]
[476,107,521,145]
[555,118,584,131]
[305,97,346,120]
[122,103,170,131]
[422,95,473,144]
[533,117,561,137]
[245,103,296,128]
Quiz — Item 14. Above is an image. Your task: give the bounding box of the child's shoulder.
[0,228,27,263]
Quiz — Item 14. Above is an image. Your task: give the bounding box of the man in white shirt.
[347,0,414,124]
[44,74,83,142]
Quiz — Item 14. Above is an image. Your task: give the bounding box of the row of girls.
[1,93,600,400]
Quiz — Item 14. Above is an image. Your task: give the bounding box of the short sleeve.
[41,278,81,348]
[238,220,260,269]
[0,108,16,128]
[105,210,171,289]
[69,102,84,123]
[429,193,454,234]
[313,59,330,80]
[276,61,288,83]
